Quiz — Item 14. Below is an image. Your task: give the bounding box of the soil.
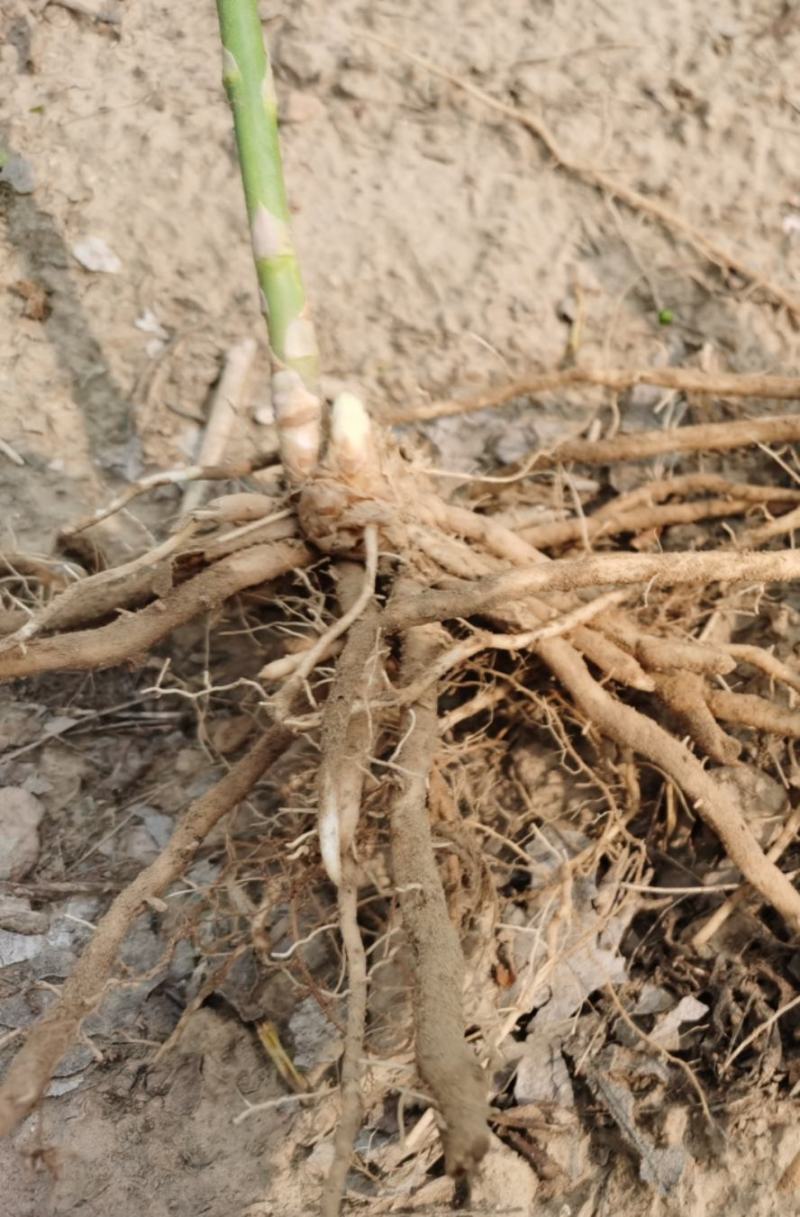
[2,1,800,1215]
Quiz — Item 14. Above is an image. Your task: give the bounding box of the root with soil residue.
[3,5,800,1214]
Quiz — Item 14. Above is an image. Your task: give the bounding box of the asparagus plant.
[216,0,322,482]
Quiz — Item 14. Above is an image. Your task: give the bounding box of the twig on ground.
[0,438,25,466]
[388,602,489,1179]
[0,724,291,1137]
[181,338,257,514]
[62,457,278,537]
[721,993,800,1075]
[365,36,800,321]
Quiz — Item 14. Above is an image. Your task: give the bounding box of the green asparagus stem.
[216,0,321,480]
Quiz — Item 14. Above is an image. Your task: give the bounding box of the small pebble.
[0,895,49,935]
[72,236,122,274]
[0,786,44,880]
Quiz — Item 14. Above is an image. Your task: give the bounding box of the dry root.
[389,610,490,1178]
[0,541,310,681]
[318,563,383,1215]
[4,372,800,1214]
[0,724,291,1136]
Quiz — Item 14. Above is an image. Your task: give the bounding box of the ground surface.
[2,0,800,1214]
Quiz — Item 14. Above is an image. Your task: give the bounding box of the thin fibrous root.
[535,636,800,934]
[400,368,800,423]
[273,526,378,720]
[389,603,489,1179]
[384,549,800,631]
[0,541,310,681]
[0,724,292,1137]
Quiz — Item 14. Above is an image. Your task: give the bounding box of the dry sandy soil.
[2,0,800,1214]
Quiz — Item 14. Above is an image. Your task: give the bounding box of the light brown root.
[439,685,507,732]
[692,805,800,950]
[587,472,800,520]
[535,636,800,934]
[520,497,773,551]
[322,858,368,1217]
[317,563,383,884]
[636,637,735,676]
[403,369,800,423]
[0,724,291,1137]
[0,540,310,681]
[319,564,384,1217]
[516,415,800,471]
[191,511,296,562]
[389,611,489,1179]
[366,39,800,322]
[414,509,654,691]
[385,548,800,631]
[742,502,800,546]
[653,672,741,764]
[706,690,800,739]
[724,644,800,697]
[382,589,627,710]
[0,525,197,650]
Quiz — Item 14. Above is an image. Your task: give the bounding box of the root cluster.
[2,382,800,1210]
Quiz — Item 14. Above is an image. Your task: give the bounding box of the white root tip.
[319,798,341,887]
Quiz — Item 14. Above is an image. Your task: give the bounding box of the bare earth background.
[2,0,800,1214]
